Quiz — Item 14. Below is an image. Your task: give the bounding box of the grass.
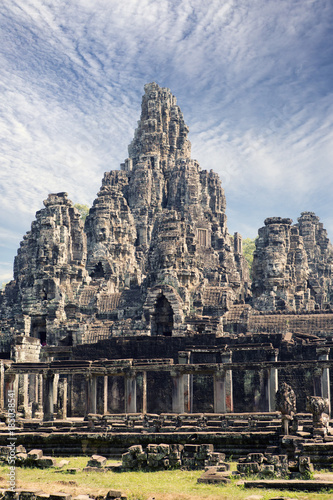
[1,458,333,500]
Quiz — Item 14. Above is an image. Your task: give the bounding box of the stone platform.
[0,430,279,459]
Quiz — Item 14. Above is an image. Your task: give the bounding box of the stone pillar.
[268,349,279,412]
[172,371,185,413]
[67,375,72,418]
[103,376,108,415]
[57,377,67,419]
[179,351,192,413]
[125,374,137,413]
[86,374,97,415]
[0,361,4,410]
[32,374,43,419]
[4,372,17,410]
[38,374,43,414]
[43,372,54,421]
[142,372,147,414]
[53,373,59,406]
[22,373,31,418]
[317,347,331,416]
[214,351,233,413]
[13,374,19,411]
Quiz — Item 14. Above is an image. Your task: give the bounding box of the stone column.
[142,371,147,414]
[4,372,17,410]
[268,349,279,412]
[13,374,19,411]
[103,376,108,415]
[125,373,137,413]
[43,372,54,422]
[57,377,68,419]
[179,351,192,413]
[32,374,43,419]
[172,371,185,414]
[317,347,331,416]
[86,374,97,415]
[53,373,59,406]
[67,374,72,418]
[22,373,31,418]
[0,361,4,410]
[214,351,233,413]
[38,374,43,416]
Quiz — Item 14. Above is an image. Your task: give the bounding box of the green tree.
[74,203,90,222]
[242,237,257,276]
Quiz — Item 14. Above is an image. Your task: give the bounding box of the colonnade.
[0,346,331,421]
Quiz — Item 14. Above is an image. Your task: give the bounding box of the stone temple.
[0,84,333,462]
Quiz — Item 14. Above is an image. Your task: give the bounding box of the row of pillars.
[2,369,233,421]
[1,348,330,420]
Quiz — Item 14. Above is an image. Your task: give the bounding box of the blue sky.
[0,0,332,285]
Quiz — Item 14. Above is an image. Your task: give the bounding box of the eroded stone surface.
[0,83,250,344]
[252,215,333,312]
[0,83,332,347]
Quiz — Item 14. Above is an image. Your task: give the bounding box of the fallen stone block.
[87,455,107,468]
[16,452,28,464]
[20,491,45,500]
[82,467,107,473]
[197,468,231,484]
[73,496,94,500]
[237,462,261,474]
[105,491,123,499]
[66,468,81,474]
[36,494,49,500]
[260,464,275,476]
[4,491,21,500]
[27,450,43,460]
[36,495,49,500]
[36,457,57,468]
[49,494,72,500]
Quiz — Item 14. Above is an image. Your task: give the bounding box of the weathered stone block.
[86,455,106,468]
[16,446,26,454]
[20,491,45,500]
[105,492,122,500]
[27,450,43,460]
[49,494,72,500]
[260,464,275,476]
[36,457,57,468]
[16,453,28,464]
[246,453,264,464]
[237,462,261,474]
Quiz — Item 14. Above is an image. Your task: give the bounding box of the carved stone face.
[267,225,287,246]
[94,219,109,243]
[265,252,287,279]
[149,91,158,99]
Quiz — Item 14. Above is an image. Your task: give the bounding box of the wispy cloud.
[0,0,332,284]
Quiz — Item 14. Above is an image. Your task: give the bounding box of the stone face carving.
[85,170,141,292]
[251,214,333,312]
[297,212,333,309]
[0,83,332,346]
[1,193,89,345]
